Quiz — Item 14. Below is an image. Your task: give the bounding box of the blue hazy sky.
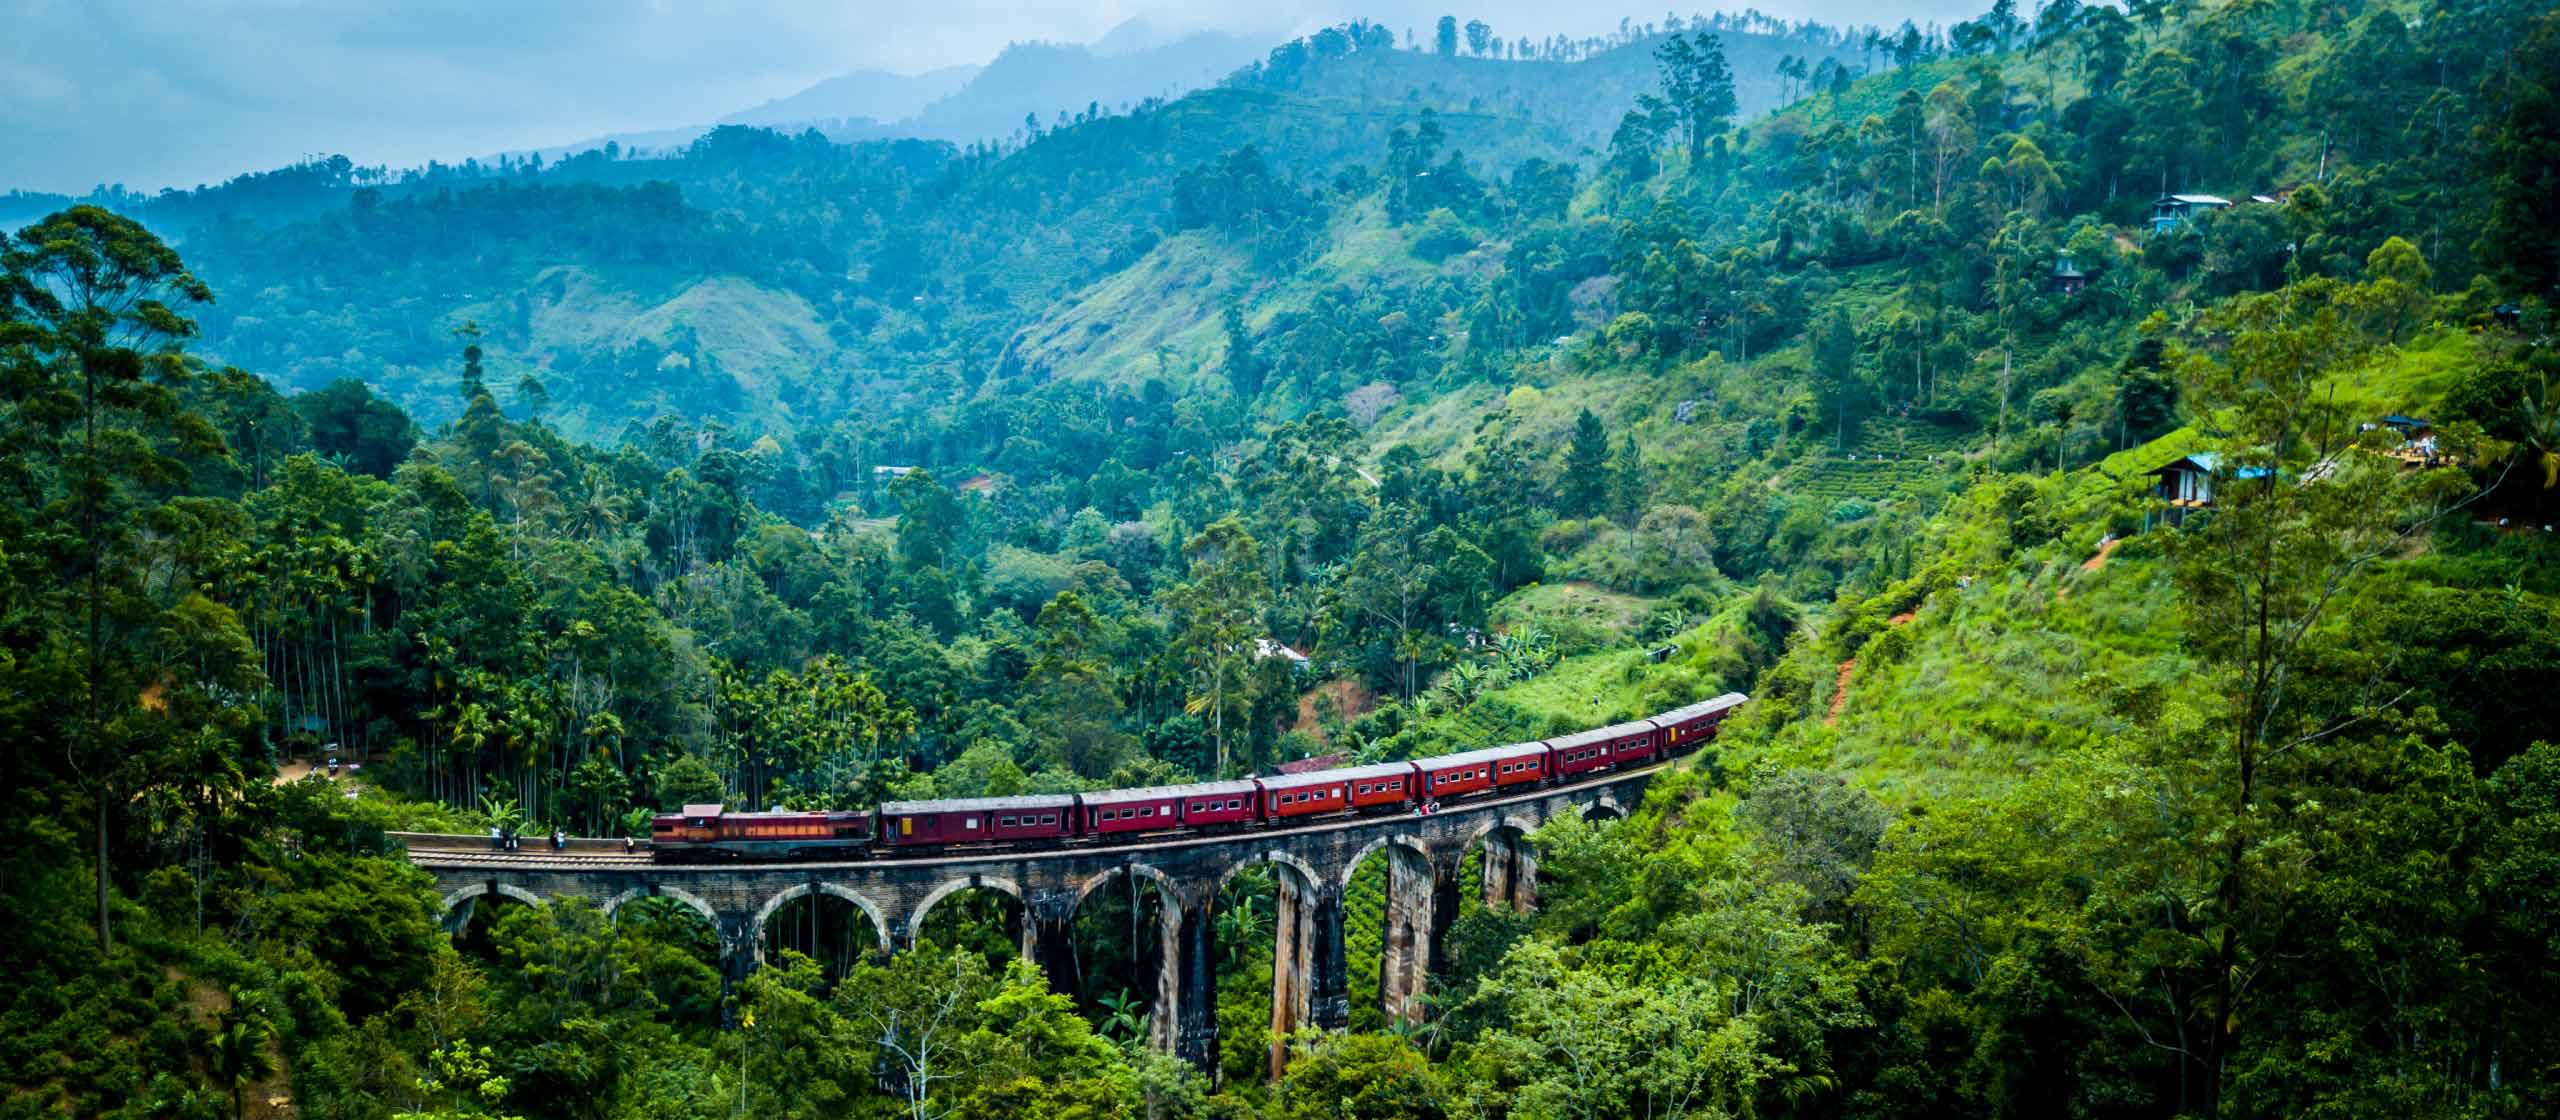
[0,0,1989,195]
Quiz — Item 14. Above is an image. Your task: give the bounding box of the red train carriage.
[1648,692,1748,752]
[1083,784,1203,836]
[1546,718,1664,775]
[1417,741,1547,799]
[1336,762,1421,811]
[650,805,872,859]
[878,795,1076,848]
[1171,780,1261,829]
[1544,728,1615,778]
[1485,740,1550,787]
[1257,770,1353,820]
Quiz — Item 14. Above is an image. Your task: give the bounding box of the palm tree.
[209,995,275,1119]
[566,465,630,542]
[2525,375,2560,489]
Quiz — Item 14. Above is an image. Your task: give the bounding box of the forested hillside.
[6,0,2560,1117]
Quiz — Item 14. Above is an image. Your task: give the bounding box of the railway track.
[399,848,656,869]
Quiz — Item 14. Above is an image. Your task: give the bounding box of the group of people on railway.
[487,827,568,852]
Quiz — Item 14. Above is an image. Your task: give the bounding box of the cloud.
[0,0,1987,194]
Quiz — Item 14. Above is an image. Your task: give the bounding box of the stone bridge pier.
[416,768,1652,1080]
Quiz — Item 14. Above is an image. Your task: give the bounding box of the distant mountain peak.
[717,64,982,130]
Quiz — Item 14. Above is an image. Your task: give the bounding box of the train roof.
[877,794,1078,815]
[1650,693,1750,725]
[1416,740,1549,768]
[1260,761,1411,790]
[1082,779,1260,805]
[1544,719,1661,750]
[661,805,866,821]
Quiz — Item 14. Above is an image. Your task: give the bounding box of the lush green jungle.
[6,0,2560,1117]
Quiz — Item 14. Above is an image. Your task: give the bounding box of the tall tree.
[889,468,963,570]
[1221,304,1265,399]
[2479,10,2560,295]
[1654,32,1739,169]
[0,206,239,951]
[1329,501,1442,702]
[2166,275,2476,1112]
[1560,409,1612,516]
[1166,517,1265,777]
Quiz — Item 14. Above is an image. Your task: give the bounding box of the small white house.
[1254,638,1311,669]
[2148,452,2274,521]
[2149,194,2232,233]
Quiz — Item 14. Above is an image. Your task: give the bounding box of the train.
[648,692,1747,861]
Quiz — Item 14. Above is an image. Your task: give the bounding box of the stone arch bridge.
[409,765,1658,1076]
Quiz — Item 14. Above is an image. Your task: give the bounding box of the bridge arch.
[438,881,545,916]
[602,884,722,928]
[1582,793,1626,821]
[907,874,1027,946]
[1338,833,1435,891]
[1458,812,1546,854]
[1072,862,1183,913]
[752,882,891,957]
[1217,848,1325,894]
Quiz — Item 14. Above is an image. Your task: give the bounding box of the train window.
[1000,816,1016,827]
[1042,815,1055,824]
[1142,806,1155,817]
[964,819,979,829]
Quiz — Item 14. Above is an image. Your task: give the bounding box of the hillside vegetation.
[5,1,2560,1118]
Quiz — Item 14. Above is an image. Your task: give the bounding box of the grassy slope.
[1739,316,2521,806]
[1007,232,1247,386]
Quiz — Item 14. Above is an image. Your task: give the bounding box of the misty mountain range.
[520,21,1269,163]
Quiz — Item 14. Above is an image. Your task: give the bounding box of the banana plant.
[1097,988,1148,1044]
[477,789,525,840]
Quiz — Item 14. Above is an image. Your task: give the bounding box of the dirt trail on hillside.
[1828,612,1916,726]
[1827,660,1856,725]
[2057,536,2123,601]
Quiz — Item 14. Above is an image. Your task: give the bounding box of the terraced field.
[1780,455,1950,505]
